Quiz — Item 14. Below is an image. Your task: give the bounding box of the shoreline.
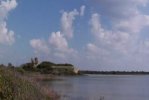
[79,70,149,75]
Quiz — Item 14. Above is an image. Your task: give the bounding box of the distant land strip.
[79,70,149,75]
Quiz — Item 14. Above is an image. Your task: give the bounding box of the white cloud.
[89,13,105,39]
[30,31,78,63]
[89,13,138,58]
[89,13,132,53]
[30,39,50,54]
[0,0,17,45]
[86,0,149,70]
[0,22,15,45]
[1,0,17,12]
[49,31,68,51]
[86,43,110,60]
[49,31,77,56]
[80,5,85,16]
[30,6,86,63]
[61,9,79,38]
[93,0,148,19]
[89,3,149,55]
[114,14,149,33]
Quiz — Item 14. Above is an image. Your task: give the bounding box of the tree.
[34,57,38,65]
[31,58,34,65]
[7,63,14,68]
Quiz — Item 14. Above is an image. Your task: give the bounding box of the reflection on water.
[45,75,149,100]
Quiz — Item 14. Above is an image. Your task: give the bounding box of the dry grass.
[0,67,60,100]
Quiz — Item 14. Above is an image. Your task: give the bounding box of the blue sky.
[1,0,149,71]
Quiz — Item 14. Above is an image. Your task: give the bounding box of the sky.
[1,0,149,71]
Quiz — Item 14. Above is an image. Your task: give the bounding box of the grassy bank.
[0,67,59,100]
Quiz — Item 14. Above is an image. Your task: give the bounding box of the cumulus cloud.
[88,12,145,62]
[49,31,68,51]
[61,9,79,38]
[86,43,110,60]
[80,5,85,16]
[1,0,17,12]
[89,13,104,39]
[30,39,50,54]
[0,22,15,45]
[89,2,149,54]
[49,31,77,58]
[30,6,87,63]
[89,13,135,54]
[0,0,17,45]
[60,5,86,39]
[93,0,148,19]
[30,31,77,62]
[114,15,149,33]
[85,0,149,70]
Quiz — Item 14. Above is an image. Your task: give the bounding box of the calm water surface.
[46,75,149,100]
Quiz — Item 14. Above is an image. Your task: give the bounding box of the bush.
[0,67,53,100]
[37,62,54,74]
[16,67,25,75]
[22,63,37,72]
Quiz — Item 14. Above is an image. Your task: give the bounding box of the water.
[46,75,149,100]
